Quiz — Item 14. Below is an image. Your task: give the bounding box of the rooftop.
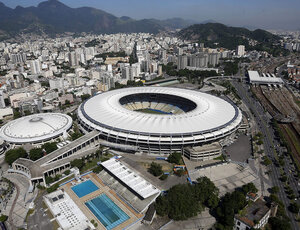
[248,71,284,84]
[43,190,94,230]
[235,198,270,227]
[101,158,161,199]
[0,113,72,144]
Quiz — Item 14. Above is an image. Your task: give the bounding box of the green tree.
[194,176,219,209]
[41,142,58,154]
[46,183,59,193]
[5,148,27,165]
[70,159,84,170]
[29,148,44,161]
[93,165,103,174]
[270,186,279,194]
[167,152,182,164]
[241,183,258,195]
[0,215,8,222]
[288,202,299,213]
[269,217,291,230]
[149,162,163,177]
[81,94,91,101]
[155,184,200,220]
[263,156,272,166]
[215,190,247,228]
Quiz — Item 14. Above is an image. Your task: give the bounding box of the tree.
[280,175,288,182]
[81,94,91,101]
[155,184,200,220]
[5,148,27,165]
[29,148,44,161]
[42,142,58,154]
[215,190,247,228]
[241,183,258,195]
[64,170,70,175]
[270,186,279,194]
[194,176,219,209]
[149,162,163,177]
[159,174,168,180]
[93,165,103,174]
[71,132,83,141]
[269,217,291,230]
[0,215,8,222]
[289,202,299,213]
[263,156,272,166]
[70,159,84,170]
[46,183,59,193]
[167,152,182,164]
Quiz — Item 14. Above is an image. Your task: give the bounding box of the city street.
[232,80,299,230]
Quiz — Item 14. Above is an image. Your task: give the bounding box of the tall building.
[68,52,79,67]
[177,55,188,70]
[11,53,27,64]
[178,47,183,56]
[122,66,132,81]
[236,45,245,57]
[0,90,5,109]
[30,60,41,75]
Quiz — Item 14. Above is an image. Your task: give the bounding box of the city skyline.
[1,0,300,30]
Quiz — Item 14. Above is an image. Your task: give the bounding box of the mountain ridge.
[0,0,197,36]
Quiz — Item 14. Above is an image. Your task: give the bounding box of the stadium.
[77,87,242,153]
[0,113,72,144]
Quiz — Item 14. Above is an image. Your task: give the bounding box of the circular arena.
[78,87,242,153]
[0,113,73,144]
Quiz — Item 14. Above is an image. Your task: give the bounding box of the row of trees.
[5,142,59,164]
[5,147,27,165]
[29,142,58,161]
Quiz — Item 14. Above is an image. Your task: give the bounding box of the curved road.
[9,182,20,230]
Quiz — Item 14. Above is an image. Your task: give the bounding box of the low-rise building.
[43,190,95,230]
[234,195,272,230]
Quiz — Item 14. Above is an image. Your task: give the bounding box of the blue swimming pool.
[86,194,129,230]
[71,180,99,198]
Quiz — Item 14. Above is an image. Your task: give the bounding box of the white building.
[50,78,64,90]
[0,90,6,109]
[236,45,245,57]
[234,196,272,230]
[30,60,42,75]
[43,190,95,230]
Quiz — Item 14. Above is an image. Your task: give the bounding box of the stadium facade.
[78,87,242,153]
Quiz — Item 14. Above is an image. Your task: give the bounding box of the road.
[8,183,20,230]
[232,79,299,230]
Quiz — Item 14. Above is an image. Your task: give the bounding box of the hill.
[0,0,195,37]
[178,23,282,52]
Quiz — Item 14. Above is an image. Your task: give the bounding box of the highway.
[232,80,299,230]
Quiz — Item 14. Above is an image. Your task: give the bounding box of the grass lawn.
[58,174,75,186]
[80,154,113,173]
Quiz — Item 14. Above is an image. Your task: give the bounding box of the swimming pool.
[86,194,129,230]
[71,180,99,198]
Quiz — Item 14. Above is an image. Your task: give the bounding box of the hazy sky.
[1,0,300,30]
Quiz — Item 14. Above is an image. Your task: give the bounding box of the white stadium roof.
[0,113,72,144]
[79,87,241,135]
[101,158,160,199]
[248,70,284,84]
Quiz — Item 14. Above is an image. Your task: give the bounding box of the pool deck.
[61,173,143,230]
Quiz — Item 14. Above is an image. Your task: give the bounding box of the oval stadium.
[78,87,242,154]
[0,113,73,144]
